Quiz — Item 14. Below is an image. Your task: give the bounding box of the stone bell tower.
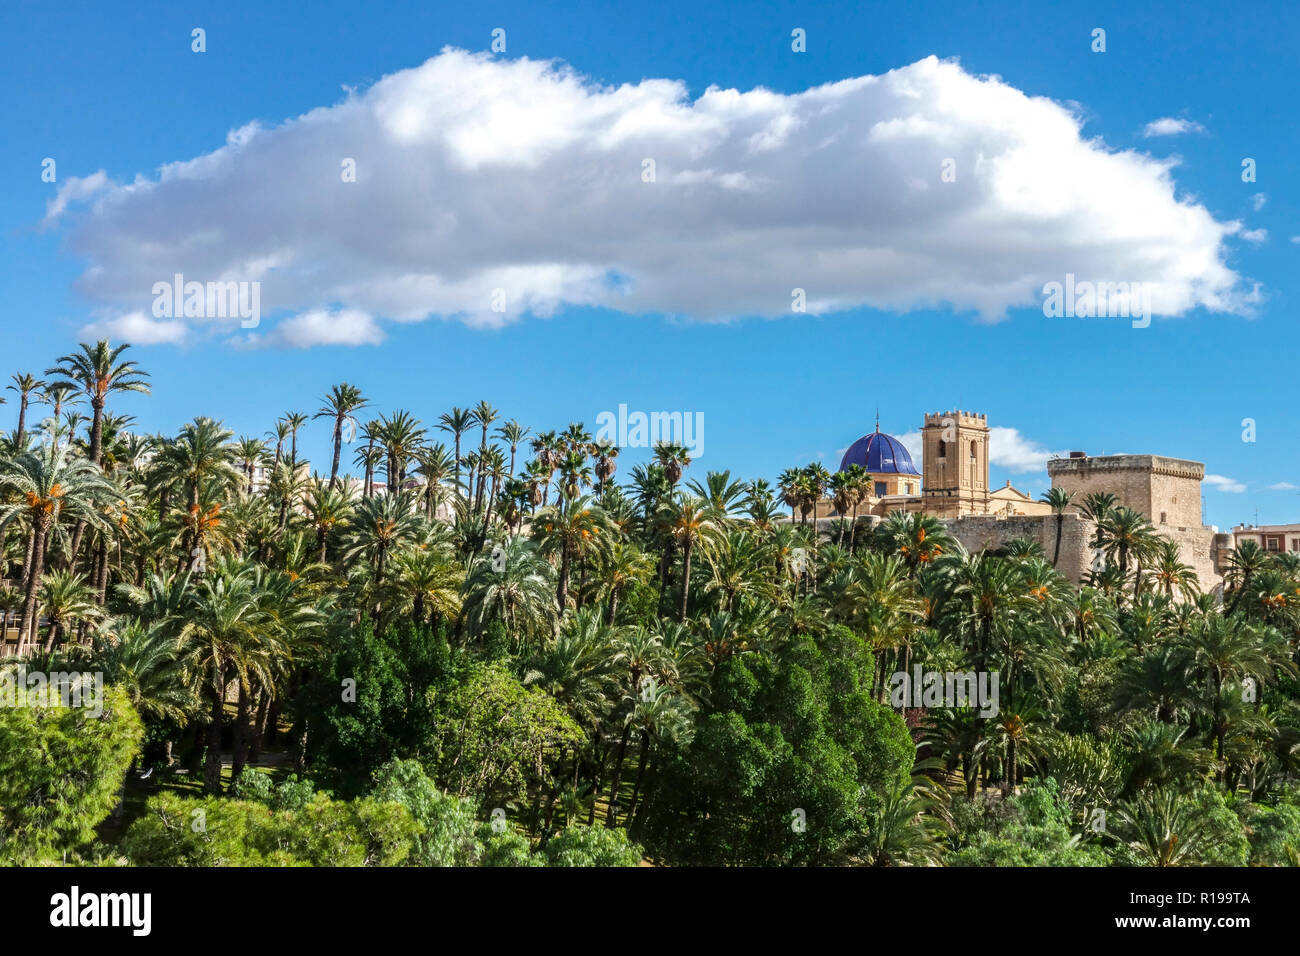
[921,410,990,517]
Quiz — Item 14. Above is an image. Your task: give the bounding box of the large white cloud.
[57,50,1255,347]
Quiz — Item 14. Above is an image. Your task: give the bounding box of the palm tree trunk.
[232,682,251,782]
[18,521,47,655]
[330,419,343,487]
[626,731,651,821]
[557,543,572,611]
[679,537,693,623]
[204,665,226,794]
[605,723,632,826]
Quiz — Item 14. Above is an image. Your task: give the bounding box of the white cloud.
[1291,236,1300,245]
[248,309,385,348]
[892,425,1057,474]
[989,426,1064,473]
[1239,227,1268,243]
[1267,482,1298,491]
[42,170,112,227]
[1250,193,1267,211]
[78,310,189,346]
[1142,117,1206,137]
[1204,474,1246,493]
[54,50,1252,345]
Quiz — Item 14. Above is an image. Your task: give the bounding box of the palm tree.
[592,440,620,496]
[45,339,149,467]
[376,409,426,494]
[314,383,367,488]
[532,496,616,612]
[413,443,455,519]
[596,541,654,625]
[303,479,354,563]
[461,536,556,642]
[234,436,267,494]
[267,419,291,471]
[38,569,103,653]
[1078,491,1117,549]
[1151,539,1199,602]
[353,426,384,499]
[342,490,422,590]
[0,443,114,652]
[7,373,42,445]
[1040,487,1073,566]
[438,407,475,503]
[621,680,694,825]
[861,780,949,866]
[1099,506,1156,587]
[154,418,241,543]
[470,401,500,511]
[1178,613,1284,762]
[668,494,716,622]
[282,411,309,466]
[653,442,692,489]
[178,559,273,793]
[496,419,530,479]
[394,546,463,625]
[1226,540,1270,615]
[1108,787,1219,866]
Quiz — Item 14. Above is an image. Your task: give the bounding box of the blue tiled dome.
[839,429,920,476]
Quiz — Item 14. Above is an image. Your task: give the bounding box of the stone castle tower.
[921,410,990,517]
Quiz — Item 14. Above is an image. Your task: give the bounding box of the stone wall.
[811,511,1223,593]
[1048,454,1204,529]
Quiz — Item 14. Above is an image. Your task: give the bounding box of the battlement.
[1047,454,1205,482]
[924,410,988,428]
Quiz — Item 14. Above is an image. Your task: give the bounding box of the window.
[1160,511,1167,524]
[874,481,887,497]
[1266,536,1281,551]
[1291,539,1300,552]
[970,440,978,459]
[937,439,947,458]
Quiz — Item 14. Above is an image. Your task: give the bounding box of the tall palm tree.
[376,410,426,494]
[532,496,616,612]
[234,436,267,494]
[1226,540,1269,616]
[438,407,475,503]
[467,402,502,511]
[1040,487,1073,566]
[654,442,692,490]
[7,373,42,445]
[45,339,149,467]
[592,440,620,496]
[313,383,367,488]
[496,419,529,479]
[0,443,113,652]
[668,494,717,623]
[413,443,455,519]
[282,411,309,466]
[178,559,272,793]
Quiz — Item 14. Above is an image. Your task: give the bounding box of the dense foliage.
[1,339,1298,866]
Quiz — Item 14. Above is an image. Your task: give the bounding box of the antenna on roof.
[875,404,880,433]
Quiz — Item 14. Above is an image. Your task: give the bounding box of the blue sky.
[1,0,1296,529]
